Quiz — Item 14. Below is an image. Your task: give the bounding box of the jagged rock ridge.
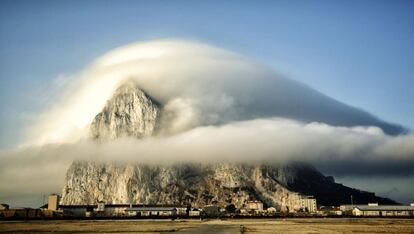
[90,80,160,140]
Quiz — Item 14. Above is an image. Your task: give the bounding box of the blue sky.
[1,0,413,148]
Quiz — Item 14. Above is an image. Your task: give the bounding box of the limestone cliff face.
[62,78,303,210]
[60,159,394,209]
[90,80,160,140]
[61,161,302,211]
[60,80,394,210]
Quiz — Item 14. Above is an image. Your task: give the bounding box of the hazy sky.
[0,0,414,148]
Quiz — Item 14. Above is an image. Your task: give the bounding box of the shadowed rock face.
[90,80,160,140]
[280,163,397,206]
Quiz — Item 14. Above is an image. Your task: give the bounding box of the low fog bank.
[1,118,413,206]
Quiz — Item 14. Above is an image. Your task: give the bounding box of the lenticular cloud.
[27,39,404,146]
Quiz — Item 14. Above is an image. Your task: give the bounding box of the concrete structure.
[317,206,343,216]
[339,204,356,213]
[95,201,105,212]
[175,206,188,216]
[48,194,60,211]
[125,207,177,217]
[95,204,138,217]
[353,203,414,217]
[189,208,201,217]
[298,196,317,213]
[246,200,263,211]
[59,205,94,217]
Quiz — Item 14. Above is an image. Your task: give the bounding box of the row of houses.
[44,194,191,218]
[241,196,317,215]
[2,194,315,219]
[315,203,414,217]
[4,194,414,219]
[48,196,280,218]
[0,203,57,219]
[59,204,190,218]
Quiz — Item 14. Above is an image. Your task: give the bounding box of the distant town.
[1,194,413,219]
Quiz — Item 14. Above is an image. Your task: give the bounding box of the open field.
[1,218,414,233]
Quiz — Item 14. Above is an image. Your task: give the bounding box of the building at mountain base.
[125,207,177,217]
[246,200,263,211]
[352,203,414,217]
[298,196,317,213]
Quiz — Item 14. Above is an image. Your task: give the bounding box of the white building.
[189,208,201,217]
[95,201,105,212]
[246,200,263,211]
[298,196,317,213]
[48,194,60,211]
[353,203,414,217]
[175,206,188,216]
[339,204,356,212]
[125,207,177,217]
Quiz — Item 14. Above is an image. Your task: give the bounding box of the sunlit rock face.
[61,79,302,211]
[60,160,395,209]
[61,161,302,211]
[90,80,160,140]
[61,80,396,210]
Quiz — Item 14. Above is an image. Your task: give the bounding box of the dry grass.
[0,218,413,233]
[230,218,414,233]
[0,220,201,233]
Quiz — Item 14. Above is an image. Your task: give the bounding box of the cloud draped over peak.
[26,39,404,146]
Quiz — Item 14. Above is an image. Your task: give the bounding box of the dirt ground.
[1,218,414,233]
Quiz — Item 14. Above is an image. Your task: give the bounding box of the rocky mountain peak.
[90,80,160,140]
[61,80,396,210]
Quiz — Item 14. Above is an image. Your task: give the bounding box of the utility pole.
[350,195,353,206]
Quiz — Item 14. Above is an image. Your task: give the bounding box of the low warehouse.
[125,207,177,217]
[353,204,414,217]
